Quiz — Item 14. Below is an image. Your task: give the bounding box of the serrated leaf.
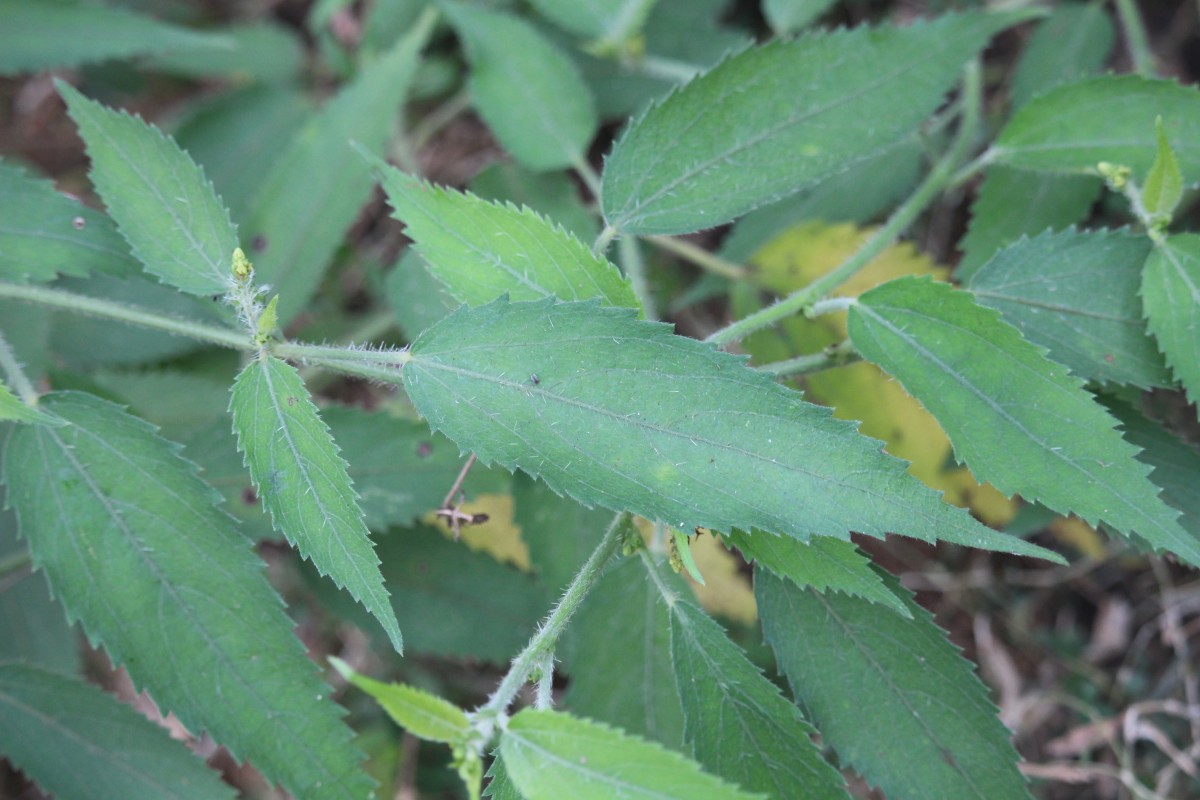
[1010,3,1114,108]
[331,658,470,743]
[58,82,238,297]
[501,709,762,800]
[527,0,657,43]
[757,568,1032,800]
[230,354,402,652]
[244,15,431,322]
[0,383,63,426]
[469,162,599,244]
[992,75,1200,177]
[723,530,910,618]
[442,1,597,171]
[763,0,837,34]
[602,11,1032,235]
[956,167,1102,282]
[386,248,458,339]
[514,471,609,600]
[484,754,527,800]
[665,587,849,799]
[1142,234,1200,405]
[0,391,372,799]
[849,276,1198,564]
[0,0,230,75]
[564,556,685,748]
[374,164,637,310]
[1143,118,1184,218]
[0,510,79,673]
[0,158,138,283]
[969,229,1169,388]
[148,22,304,83]
[0,664,234,800]
[404,298,1058,561]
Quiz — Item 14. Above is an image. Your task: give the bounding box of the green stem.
[0,282,250,350]
[646,235,747,280]
[756,340,860,378]
[593,224,619,257]
[631,54,703,83]
[0,329,38,405]
[705,59,984,347]
[1114,0,1156,77]
[619,235,657,320]
[0,549,32,581]
[409,88,472,153]
[573,158,603,199]
[639,548,680,606]
[476,512,631,717]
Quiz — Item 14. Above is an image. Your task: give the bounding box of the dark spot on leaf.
[417,441,433,458]
[417,562,429,575]
[286,396,296,406]
[939,747,958,769]
[72,216,85,230]
[1105,354,1115,363]
[241,487,258,505]
[251,234,268,252]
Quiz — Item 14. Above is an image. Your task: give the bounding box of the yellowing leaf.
[747,221,1015,525]
[427,493,531,570]
[1049,516,1107,559]
[684,534,756,625]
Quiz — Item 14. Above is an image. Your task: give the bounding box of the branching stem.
[0,329,38,405]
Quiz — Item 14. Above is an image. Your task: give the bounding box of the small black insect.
[530,373,540,385]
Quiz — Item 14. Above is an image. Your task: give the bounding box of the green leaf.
[386,248,458,339]
[58,83,239,297]
[403,297,1059,561]
[564,556,685,748]
[375,525,541,663]
[1143,117,1184,219]
[758,569,1032,800]
[602,11,1032,235]
[992,75,1200,178]
[442,1,597,171]
[172,85,312,224]
[0,158,138,283]
[1010,3,1115,109]
[148,22,304,83]
[848,276,1198,565]
[0,392,372,799]
[0,510,79,674]
[956,167,1102,282]
[331,657,470,743]
[0,0,230,75]
[484,754,527,800]
[666,588,849,799]
[723,530,910,618]
[244,14,432,321]
[718,136,922,264]
[763,0,837,34]
[1142,234,1200,405]
[374,163,637,310]
[527,0,657,43]
[230,354,402,652]
[501,709,761,800]
[514,471,609,600]
[0,384,63,426]
[968,229,1169,388]
[0,664,234,800]
[469,162,598,244]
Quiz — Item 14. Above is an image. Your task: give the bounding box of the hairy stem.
[619,235,657,320]
[1114,0,1156,77]
[705,59,984,347]
[756,340,861,378]
[646,235,747,280]
[476,512,632,717]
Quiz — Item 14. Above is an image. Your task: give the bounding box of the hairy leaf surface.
[59,83,238,296]
[443,1,597,171]
[602,11,1031,235]
[0,0,228,74]
[244,15,431,321]
[992,76,1200,177]
[375,164,637,310]
[404,298,1056,560]
[484,755,526,800]
[968,229,1168,388]
[230,355,402,652]
[1,392,371,799]
[666,587,848,799]
[723,530,909,617]
[1142,234,1200,405]
[501,709,760,800]
[758,569,1032,800]
[0,159,137,283]
[0,384,62,426]
[849,276,1197,564]
[0,664,234,800]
